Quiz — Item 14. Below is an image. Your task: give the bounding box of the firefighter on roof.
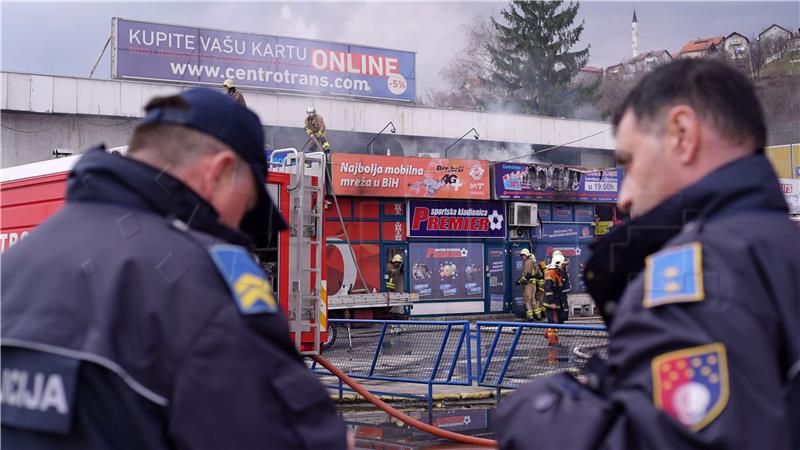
[222,78,246,106]
[305,106,330,152]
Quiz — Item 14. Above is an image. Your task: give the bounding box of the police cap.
[138,88,287,243]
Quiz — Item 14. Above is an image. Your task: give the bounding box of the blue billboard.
[495,164,622,203]
[113,18,416,101]
[540,223,594,243]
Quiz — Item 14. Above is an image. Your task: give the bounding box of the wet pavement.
[321,317,608,448]
[344,407,497,449]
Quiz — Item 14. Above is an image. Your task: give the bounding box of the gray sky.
[2,1,798,99]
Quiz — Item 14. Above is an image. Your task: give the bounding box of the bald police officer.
[495,59,800,449]
[1,88,349,449]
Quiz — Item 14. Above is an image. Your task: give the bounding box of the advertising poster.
[540,223,594,243]
[331,154,490,200]
[495,163,622,203]
[113,18,416,101]
[409,243,484,301]
[408,200,505,238]
[431,410,489,433]
[551,204,574,221]
[574,204,595,222]
[780,179,800,215]
[537,203,552,221]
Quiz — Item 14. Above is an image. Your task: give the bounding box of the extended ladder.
[269,149,326,355]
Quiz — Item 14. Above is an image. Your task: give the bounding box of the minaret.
[632,10,639,58]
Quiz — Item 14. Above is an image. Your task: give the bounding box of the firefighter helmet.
[520,248,532,258]
[223,79,235,89]
[392,254,403,263]
[306,106,316,116]
[551,253,566,267]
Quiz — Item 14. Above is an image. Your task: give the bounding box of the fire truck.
[0,147,415,353]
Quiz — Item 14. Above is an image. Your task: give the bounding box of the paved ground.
[317,316,609,448]
[315,316,608,404]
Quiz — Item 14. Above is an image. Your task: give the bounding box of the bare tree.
[425,14,498,109]
[757,73,800,144]
[749,34,792,79]
[594,75,639,120]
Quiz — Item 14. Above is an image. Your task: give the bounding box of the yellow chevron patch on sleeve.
[209,245,278,315]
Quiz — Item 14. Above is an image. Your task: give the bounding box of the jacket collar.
[585,153,788,325]
[66,146,253,248]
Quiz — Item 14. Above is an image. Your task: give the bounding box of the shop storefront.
[493,162,623,315]
[325,153,623,316]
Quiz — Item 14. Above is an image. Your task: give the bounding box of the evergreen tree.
[484,1,594,116]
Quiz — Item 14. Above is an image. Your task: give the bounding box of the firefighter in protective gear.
[305,106,330,152]
[386,254,404,293]
[222,79,246,106]
[535,259,547,318]
[552,251,571,322]
[543,256,564,323]
[516,249,542,320]
[542,254,564,344]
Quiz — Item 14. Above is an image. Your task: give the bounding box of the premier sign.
[407,200,505,239]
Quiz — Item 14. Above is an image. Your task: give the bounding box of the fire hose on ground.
[312,355,498,448]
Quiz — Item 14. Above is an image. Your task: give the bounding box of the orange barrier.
[312,355,498,448]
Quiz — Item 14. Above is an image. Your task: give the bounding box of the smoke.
[483,142,543,165]
[333,3,500,96]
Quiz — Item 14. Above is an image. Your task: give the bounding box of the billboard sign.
[112,18,416,101]
[408,243,484,301]
[780,178,800,215]
[574,204,595,222]
[331,154,490,200]
[495,163,622,202]
[540,223,594,243]
[408,200,505,238]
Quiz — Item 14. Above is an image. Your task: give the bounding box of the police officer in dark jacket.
[495,59,800,449]
[1,88,349,449]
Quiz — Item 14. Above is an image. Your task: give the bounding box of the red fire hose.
[312,355,498,448]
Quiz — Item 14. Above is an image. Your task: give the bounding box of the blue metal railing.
[310,319,473,409]
[312,319,472,385]
[312,319,609,408]
[476,322,608,389]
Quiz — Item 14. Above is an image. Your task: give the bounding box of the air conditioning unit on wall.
[510,227,528,239]
[509,202,538,227]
